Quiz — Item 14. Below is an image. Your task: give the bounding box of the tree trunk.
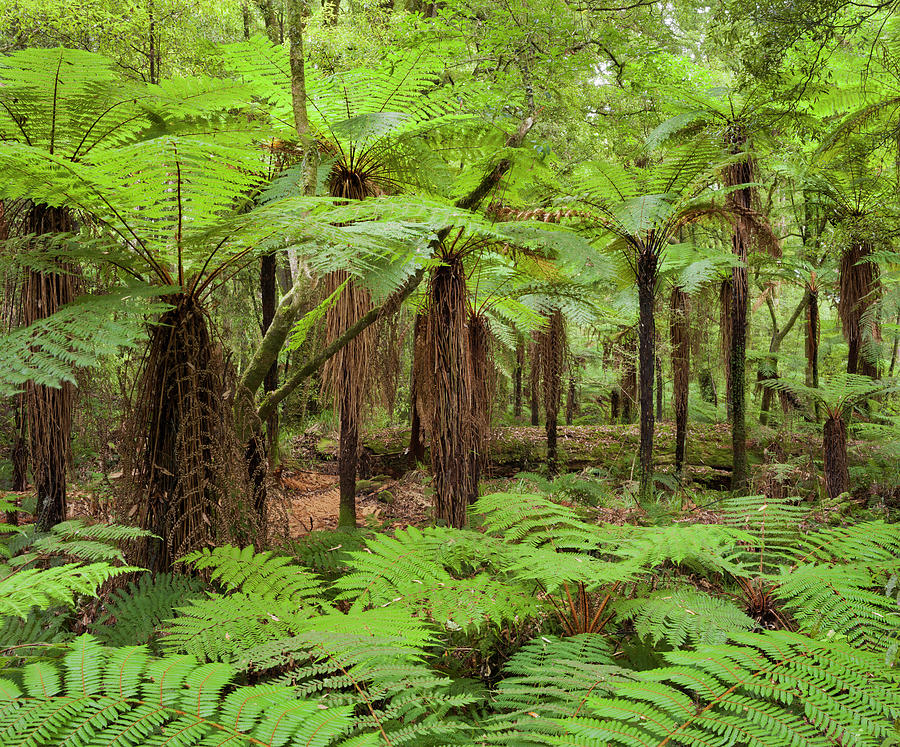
[260,253,279,455]
[425,255,473,528]
[806,285,821,419]
[724,130,752,492]
[636,254,656,505]
[610,388,620,423]
[888,309,899,378]
[840,240,879,377]
[409,312,426,463]
[468,313,492,501]
[566,374,575,426]
[322,272,372,530]
[11,394,27,493]
[337,386,359,527]
[719,279,733,420]
[541,309,564,474]
[655,355,663,421]
[22,205,76,531]
[823,414,849,499]
[529,336,540,426]
[671,288,690,477]
[513,338,524,418]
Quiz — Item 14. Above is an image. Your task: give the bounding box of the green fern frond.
[547,630,900,746]
[0,635,368,746]
[0,563,137,620]
[486,634,628,744]
[91,573,206,649]
[181,544,322,604]
[614,588,756,648]
[774,562,900,651]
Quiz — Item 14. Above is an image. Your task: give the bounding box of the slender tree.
[540,308,565,473]
[670,286,690,477]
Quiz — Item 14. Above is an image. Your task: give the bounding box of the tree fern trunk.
[541,309,564,474]
[823,414,849,499]
[338,385,358,527]
[426,255,472,528]
[806,285,821,420]
[529,336,540,426]
[637,255,656,505]
[840,240,880,378]
[566,373,575,426]
[724,128,752,492]
[409,312,426,464]
[671,288,690,477]
[22,205,76,531]
[468,313,492,502]
[655,355,663,421]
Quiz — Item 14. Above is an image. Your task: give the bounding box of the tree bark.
[636,252,656,505]
[22,205,76,531]
[529,336,540,426]
[671,287,690,477]
[823,415,849,499]
[541,309,564,474]
[724,129,752,492]
[513,338,524,418]
[409,312,426,463]
[759,292,808,425]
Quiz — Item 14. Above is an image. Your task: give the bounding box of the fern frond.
[0,635,367,746]
[547,631,900,746]
[0,563,137,620]
[614,588,756,648]
[92,573,205,648]
[181,544,322,604]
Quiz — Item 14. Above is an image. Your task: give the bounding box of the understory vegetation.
[1,0,900,743]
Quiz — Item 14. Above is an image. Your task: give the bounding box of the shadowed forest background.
[1,0,900,744]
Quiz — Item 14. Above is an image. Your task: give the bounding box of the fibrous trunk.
[840,241,880,378]
[636,251,657,504]
[724,132,752,492]
[823,415,849,499]
[124,293,237,571]
[322,270,373,529]
[670,287,690,477]
[425,255,473,528]
[540,309,565,474]
[22,205,76,531]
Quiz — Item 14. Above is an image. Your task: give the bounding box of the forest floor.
[25,421,891,539]
[270,421,898,536]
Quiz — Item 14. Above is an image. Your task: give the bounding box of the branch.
[256,267,426,421]
[771,293,809,351]
[240,274,306,396]
[454,114,535,212]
